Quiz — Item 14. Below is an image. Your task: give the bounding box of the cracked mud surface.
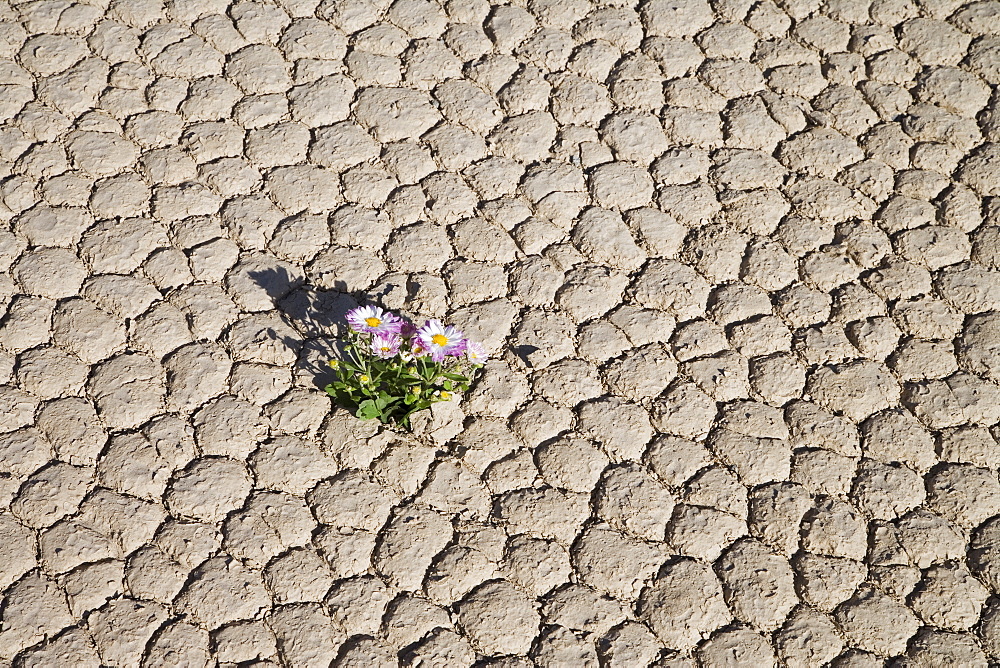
[0,0,999,665]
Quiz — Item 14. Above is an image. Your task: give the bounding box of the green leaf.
[441,372,467,381]
[375,392,400,411]
[356,400,379,420]
[326,384,359,408]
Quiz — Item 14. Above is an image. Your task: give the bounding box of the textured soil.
[1,0,999,665]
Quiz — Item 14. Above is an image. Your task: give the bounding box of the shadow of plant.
[247,264,358,391]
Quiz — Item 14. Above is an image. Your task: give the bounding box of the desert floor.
[0,0,999,665]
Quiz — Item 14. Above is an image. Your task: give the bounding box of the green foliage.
[324,331,480,430]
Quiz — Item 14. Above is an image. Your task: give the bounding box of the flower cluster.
[325,305,488,428]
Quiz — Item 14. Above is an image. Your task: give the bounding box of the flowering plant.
[325,306,487,429]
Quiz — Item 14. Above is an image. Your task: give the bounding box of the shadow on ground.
[247,265,359,390]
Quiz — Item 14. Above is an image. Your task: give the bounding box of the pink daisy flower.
[402,336,431,361]
[465,340,488,364]
[346,305,403,336]
[400,319,418,338]
[371,333,402,359]
[416,320,466,362]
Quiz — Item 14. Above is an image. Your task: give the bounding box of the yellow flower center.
[380,346,391,352]
[359,375,370,382]
[365,317,381,327]
[431,333,449,346]
[440,391,451,400]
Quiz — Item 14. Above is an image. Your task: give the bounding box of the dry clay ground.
[0,0,999,665]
